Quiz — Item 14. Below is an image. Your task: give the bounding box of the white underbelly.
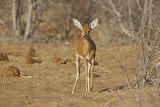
[78,55,84,59]
[77,54,89,60]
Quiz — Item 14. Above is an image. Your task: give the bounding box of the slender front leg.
[87,59,91,92]
[84,58,88,92]
[72,55,80,94]
[90,58,95,91]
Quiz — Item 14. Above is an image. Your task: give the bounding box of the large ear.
[91,18,98,29]
[73,18,82,30]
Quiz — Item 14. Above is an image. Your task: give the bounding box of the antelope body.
[72,18,98,94]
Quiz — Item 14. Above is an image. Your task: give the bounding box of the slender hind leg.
[90,58,95,91]
[87,59,91,92]
[84,58,88,92]
[72,55,80,94]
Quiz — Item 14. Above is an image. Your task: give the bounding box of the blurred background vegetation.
[0,0,159,45]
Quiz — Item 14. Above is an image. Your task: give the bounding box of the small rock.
[1,66,20,77]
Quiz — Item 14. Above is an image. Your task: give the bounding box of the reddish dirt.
[0,41,160,107]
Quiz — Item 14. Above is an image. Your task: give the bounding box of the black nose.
[83,35,86,39]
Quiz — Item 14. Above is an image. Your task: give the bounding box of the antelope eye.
[81,30,82,33]
[87,31,90,34]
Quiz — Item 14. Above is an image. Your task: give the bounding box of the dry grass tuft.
[27,47,37,57]
[61,59,72,64]
[26,56,42,64]
[0,52,9,61]
[1,66,20,77]
[52,56,61,63]
[26,47,42,64]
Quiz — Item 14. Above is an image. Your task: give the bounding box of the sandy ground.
[0,40,160,107]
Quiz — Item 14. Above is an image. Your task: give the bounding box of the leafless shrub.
[94,0,160,86]
[93,0,160,106]
[12,0,49,39]
[111,91,126,107]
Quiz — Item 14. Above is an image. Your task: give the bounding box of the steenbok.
[72,18,98,94]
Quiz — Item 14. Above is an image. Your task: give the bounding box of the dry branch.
[102,48,133,89]
[111,91,126,107]
[127,0,133,31]
[93,0,134,37]
[24,0,32,39]
[12,0,17,35]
